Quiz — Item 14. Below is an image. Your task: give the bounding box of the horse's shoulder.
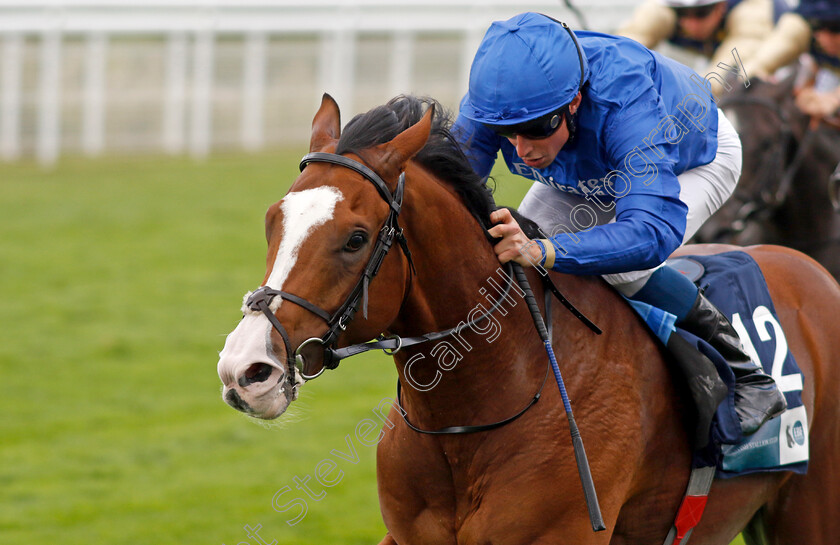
[547,270,650,332]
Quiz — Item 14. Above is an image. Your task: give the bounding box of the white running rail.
[0,1,638,164]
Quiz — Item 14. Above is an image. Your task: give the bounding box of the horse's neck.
[384,168,535,419]
[391,167,518,336]
[387,166,637,432]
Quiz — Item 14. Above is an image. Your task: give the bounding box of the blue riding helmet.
[796,0,840,22]
[462,12,590,126]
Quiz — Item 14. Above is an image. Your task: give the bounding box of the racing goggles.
[484,105,568,140]
[809,19,840,33]
[673,3,720,19]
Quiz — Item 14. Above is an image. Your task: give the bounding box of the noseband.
[245,152,412,386]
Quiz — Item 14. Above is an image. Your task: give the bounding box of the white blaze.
[218,185,344,385]
[218,312,278,385]
[266,186,344,293]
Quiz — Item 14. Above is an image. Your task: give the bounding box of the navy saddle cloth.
[667,251,809,478]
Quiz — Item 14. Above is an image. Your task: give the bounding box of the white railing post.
[82,32,107,157]
[190,29,214,159]
[319,0,357,112]
[37,29,62,166]
[163,32,187,155]
[460,25,485,99]
[1,32,22,161]
[319,28,357,112]
[389,31,414,98]
[241,31,266,152]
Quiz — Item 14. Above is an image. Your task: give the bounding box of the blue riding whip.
[512,263,606,532]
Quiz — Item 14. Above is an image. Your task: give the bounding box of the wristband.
[539,238,556,269]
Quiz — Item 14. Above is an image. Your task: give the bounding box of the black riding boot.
[666,333,728,449]
[679,292,787,436]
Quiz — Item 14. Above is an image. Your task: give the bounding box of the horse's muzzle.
[220,360,295,419]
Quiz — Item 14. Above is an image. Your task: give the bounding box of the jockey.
[616,0,778,96]
[745,0,840,208]
[745,0,840,119]
[452,12,787,436]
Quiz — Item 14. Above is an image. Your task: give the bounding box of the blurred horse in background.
[693,69,840,278]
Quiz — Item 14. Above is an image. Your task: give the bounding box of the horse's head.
[217,94,432,419]
[694,73,804,243]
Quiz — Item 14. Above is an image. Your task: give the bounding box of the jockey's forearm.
[539,209,684,276]
[744,13,812,78]
[615,0,675,49]
[706,0,774,97]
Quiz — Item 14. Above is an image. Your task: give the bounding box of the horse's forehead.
[266,185,344,290]
[279,185,343,221]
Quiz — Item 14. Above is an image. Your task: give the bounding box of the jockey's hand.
[488,208,542,267]
[795,88,840,118]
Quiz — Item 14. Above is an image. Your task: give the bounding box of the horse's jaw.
[217,312,303,419]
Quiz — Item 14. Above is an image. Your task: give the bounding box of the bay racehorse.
[217,94,840,544]
[693,68,840,278]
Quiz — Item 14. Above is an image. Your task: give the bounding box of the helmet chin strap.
[538,14,586,145]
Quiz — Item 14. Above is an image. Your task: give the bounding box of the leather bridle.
[245,152,413,389]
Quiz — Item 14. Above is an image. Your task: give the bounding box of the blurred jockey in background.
[617,0,788,96]
[745,0,840,119]
[743,0,840,207]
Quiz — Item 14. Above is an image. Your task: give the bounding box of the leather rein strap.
[395,268,601,436]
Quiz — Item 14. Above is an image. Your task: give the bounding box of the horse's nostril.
[225,389,252,413]
[238,362,275,387]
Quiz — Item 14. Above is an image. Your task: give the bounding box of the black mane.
[335,95,497,230]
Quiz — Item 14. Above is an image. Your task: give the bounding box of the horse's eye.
[344,232,368,252]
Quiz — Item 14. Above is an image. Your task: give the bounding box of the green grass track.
[0,152,743,545]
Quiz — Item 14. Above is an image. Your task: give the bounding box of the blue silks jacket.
[453,31,720,275]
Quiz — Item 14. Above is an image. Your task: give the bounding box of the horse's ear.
[310,93,341,152]
[375,104,434,180]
